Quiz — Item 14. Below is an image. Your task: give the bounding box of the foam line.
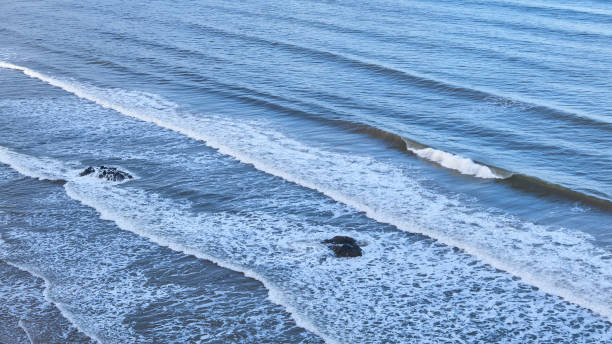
[2,62,611,322]
[0,61,500,181]
[63,183,339,344]
[0,146,71,182]
[5,261,101,344]
[0,144,335,344]
[17,320,34,344]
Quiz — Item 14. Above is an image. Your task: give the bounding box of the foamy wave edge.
[0,144,336,343]
[2,61,610,323]
[0,146,69,182]
[0,61,507,181]
[63,185,337,344]
[4,261,102,344]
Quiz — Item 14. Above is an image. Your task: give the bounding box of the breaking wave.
[404,144,503,179]
[2,62,612,323]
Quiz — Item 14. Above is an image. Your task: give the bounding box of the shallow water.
[1,0,611,343]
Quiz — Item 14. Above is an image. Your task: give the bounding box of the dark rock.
[322,236,356,245]
[79,166,96,176]
[80,166,133,182]
[322,236,362,258]
[330,244,362,257]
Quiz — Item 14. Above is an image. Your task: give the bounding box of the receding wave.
[0,145,71,182]
[2,145,610,342]
[0,146,335,344]
[4,261,101,344]
[63,185,335,344]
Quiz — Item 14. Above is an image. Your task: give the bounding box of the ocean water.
[0,0,611,343]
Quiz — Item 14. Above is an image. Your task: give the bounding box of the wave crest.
[405,144,503,179]
[0,146,71,182]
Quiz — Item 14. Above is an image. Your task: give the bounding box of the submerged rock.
[322,236,362,258]
[80,166,133,182]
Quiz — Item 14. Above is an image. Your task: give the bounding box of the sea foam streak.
[1,62,611,323]
[4,261,102,344]
[0,259,94,344]
[0,61,501,182]
[0,146,334,344]
[0,146,73,182]
[2,146,611,343]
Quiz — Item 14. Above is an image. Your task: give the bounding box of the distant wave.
[119,18,612,128]
[24,17,609,129]
[496,0,612,18]
[183,23,612,129]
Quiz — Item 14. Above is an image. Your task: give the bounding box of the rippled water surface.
[1,0,611,343]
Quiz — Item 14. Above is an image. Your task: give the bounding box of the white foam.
[0,62,98,104]
[0,145,137,186]
[0,146,74,181]
[1,173,318,343]
[63,182,339,344]
[406,145,501,179]
[17,320,34,344]
[2,62,611,332]
[0,145,332,342]
[2,145,610,342]
[0,61,182,136]
[4,261,102,344]
[62,175,612,343]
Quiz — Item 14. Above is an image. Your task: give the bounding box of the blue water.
[0,0,611,342]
